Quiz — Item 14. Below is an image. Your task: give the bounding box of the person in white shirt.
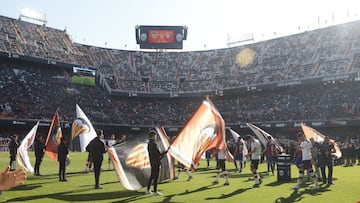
[212,148,229,186]
[172,136,193,181]
[292,132,319,190]
[245,135,262,188]
[106,134,117,170]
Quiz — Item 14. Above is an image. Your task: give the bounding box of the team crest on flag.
[168,98,228,170]
[71,118,90,139]
[72,104,97,152]
[126,143,150,169]
[45,111,63,161]
[109,126,173,191]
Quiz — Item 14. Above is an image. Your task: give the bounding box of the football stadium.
[0,2,360,203]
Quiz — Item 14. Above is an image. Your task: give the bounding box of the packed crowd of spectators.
[0,136,10,151]
[2,15,360,93]
[1,15,360,151]
[1,62,359,127]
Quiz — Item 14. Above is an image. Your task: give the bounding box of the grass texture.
[0,152,359,203]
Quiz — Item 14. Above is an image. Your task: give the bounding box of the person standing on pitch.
[233,137,245,173]
[212,148,230,185]
[58,137,69,182]
[171,136,192,181]
[34,134,46,176]
[86,129,107,189]
[173,162,193,181]
[310,137,321,181]
[245,135,262,188]
[83,153,93,173]
[292,132,319,190]
[319,136,335,186]
[262,136,276,175]
[9,134,19,171]
[205,149,213,168]
[106,134,116,170]
[146,130,168,196]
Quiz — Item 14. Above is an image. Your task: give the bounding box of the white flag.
[72,104,97,152]
[17,121,39,172]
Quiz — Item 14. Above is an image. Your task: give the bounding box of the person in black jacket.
[86,129,106,189]
[57,137,69,182]
[34,134,46,176]
[318,137,336,185]
[9,134,19,171]
[145,130,168,196]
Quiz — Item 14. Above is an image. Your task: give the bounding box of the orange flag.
[168,98,227,170]
[45,111,63,161]
[301,123,342,159]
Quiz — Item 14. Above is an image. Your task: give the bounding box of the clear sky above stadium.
[0,0,359,51]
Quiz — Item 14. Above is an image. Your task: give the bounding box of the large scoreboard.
[135,25,187,49]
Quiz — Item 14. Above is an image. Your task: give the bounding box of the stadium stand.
[2,15,360,94]
[1,52,359,126]
[0,14,360,152]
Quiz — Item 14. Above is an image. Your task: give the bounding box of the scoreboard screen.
[136,25,187,49]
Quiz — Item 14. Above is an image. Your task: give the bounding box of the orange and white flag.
[168,98,227,170]
[301,123,342,159]
[71,104,96,152]
[45,111,62,161]
[108,126,173,190]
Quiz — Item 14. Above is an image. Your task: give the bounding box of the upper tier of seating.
[1,15,360,93]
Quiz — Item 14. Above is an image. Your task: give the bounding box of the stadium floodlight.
[227,33,254,47]
[19,8,47,25]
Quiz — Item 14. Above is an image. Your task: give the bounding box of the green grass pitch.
[1,152,359,203]
[71,76,95,86]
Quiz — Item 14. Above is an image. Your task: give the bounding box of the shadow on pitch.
[26,170,91,181]
[7,188,145,202]
[265,178,297,187]
[79,180,120,188]
[13,183,43,191]
[148,184,225,203]
[204,187,252,200]
[274,184,331,203]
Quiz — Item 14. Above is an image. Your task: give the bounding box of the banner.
[108,126,173,191]
[168,99,226,170]
[17,121,39,172]
[301,123,342,159]
[71,104,97,152]
[45,111,62,161]
[228,128,248,157]
[247,123,284,153]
